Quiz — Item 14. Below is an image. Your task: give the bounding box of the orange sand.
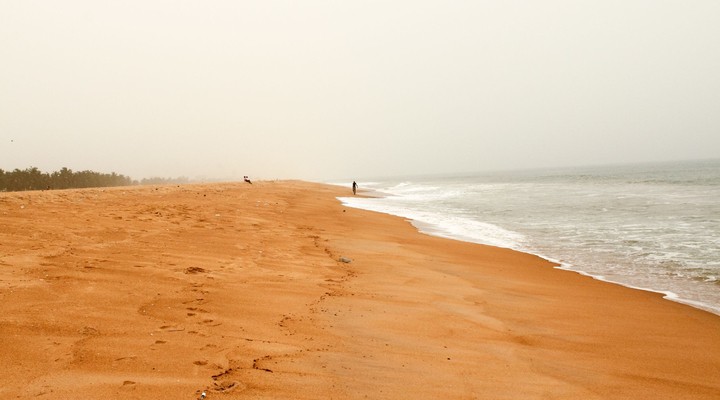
[1,181,719,399]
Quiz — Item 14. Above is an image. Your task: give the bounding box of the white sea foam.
[339,195,524,249]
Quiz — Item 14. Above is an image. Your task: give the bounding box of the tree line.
[0,167,189,192]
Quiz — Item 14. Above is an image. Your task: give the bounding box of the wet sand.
[1,181,719,399]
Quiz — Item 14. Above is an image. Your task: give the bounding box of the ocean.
[336,159,720,316]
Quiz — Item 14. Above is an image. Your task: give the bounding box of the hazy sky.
[2,1,719,181]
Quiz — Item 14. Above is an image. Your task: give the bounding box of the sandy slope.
[1,181,718,399]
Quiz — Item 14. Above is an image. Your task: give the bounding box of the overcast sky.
[1,1,719,181]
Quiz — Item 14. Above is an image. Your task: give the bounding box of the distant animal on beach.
[244,176,252,184]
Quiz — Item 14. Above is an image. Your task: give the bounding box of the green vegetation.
[0,167,194,192]
[0,167,133,192]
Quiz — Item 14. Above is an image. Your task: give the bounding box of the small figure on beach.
[352,181,357,195]
[244,176,252,184]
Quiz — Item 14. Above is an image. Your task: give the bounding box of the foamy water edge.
[337,195,720,317]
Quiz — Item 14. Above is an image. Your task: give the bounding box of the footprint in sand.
[159,325,185,332]
[212,380,244,393]
[79,326,99,335]
[182,298,207,305]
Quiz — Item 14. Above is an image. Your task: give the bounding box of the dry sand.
[1,181,719,399]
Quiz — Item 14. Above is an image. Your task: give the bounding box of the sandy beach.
[1,181,719,399]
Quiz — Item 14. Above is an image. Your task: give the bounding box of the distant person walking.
[352,181,358,195]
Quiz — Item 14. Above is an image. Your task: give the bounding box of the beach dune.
[1,181,719,399]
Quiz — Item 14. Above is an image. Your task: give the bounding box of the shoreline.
[2,181,719,398]
[550,262,720,316]
[338,187,720,318]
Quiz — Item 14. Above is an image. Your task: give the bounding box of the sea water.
[336,159,720,316]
